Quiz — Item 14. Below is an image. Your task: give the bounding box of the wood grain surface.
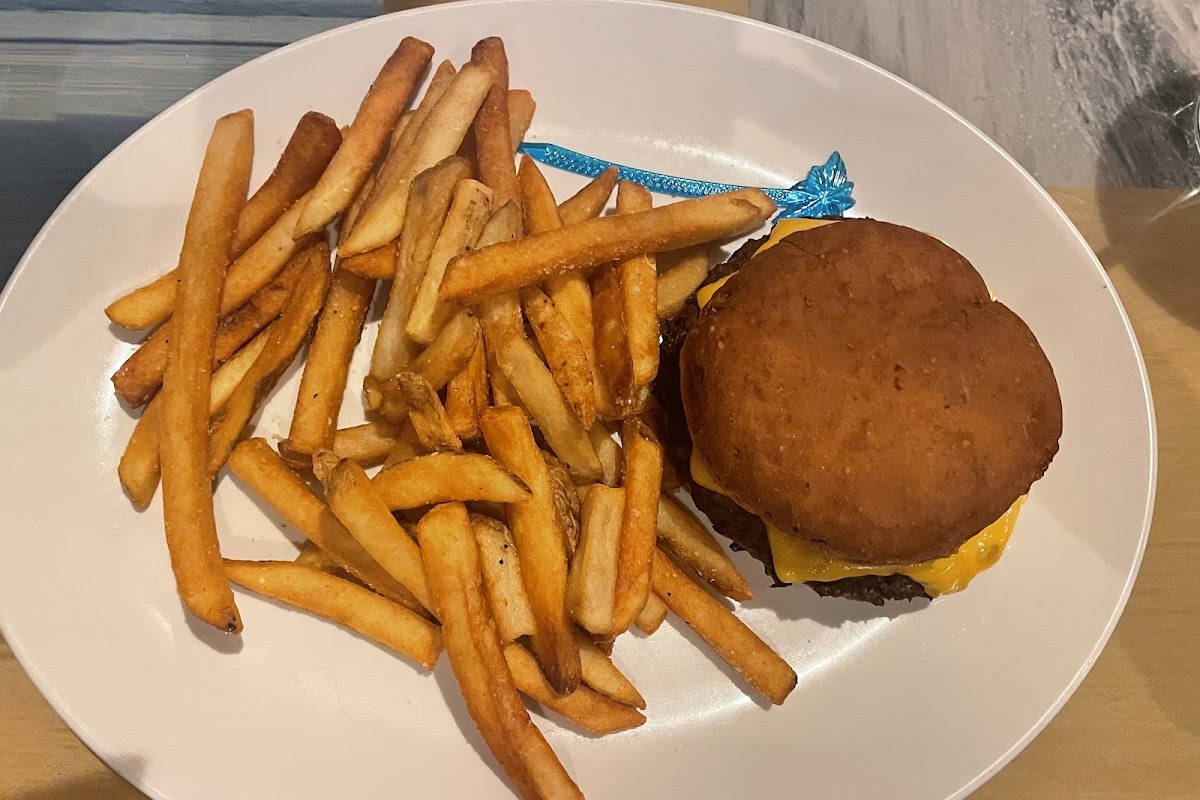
[2,2,1196,798]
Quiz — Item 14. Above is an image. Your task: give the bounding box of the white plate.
[0,2,1155,798]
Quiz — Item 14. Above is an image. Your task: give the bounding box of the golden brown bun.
[680,220,1062,564]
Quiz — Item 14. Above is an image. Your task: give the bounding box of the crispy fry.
[507,89,536,151]
[543,452,581,556]
[470,37,520,212]
[225,560,440,669]
[406,179,492,343]
[557,166,618,226]
[382,60,457,183]
[105,112,341,330]
[615,182,659,389]
[371,451,530,509]
[367,157,471,403]
[332,421,401,466]
[119,329,268,510]
[340,242,396,280]
[566,484,623,635]
[445,341,488,441]
[656,246,711,319]
[208,242,331,472]
[440,188,774,303]
[611,418,664,633]
[381,419,426,469]
[342,64,493,256]
[294,540,339,572]
[321,457,433,613]
[281,246,376,464]
[295,37,434,236]
[504,643,645,735]
[377,311,480,422]
[587,423,622,486]
[652,550,796,705]
[590,259,638,418]
[111,234,313,408]
[520,285,596,428]
[658,494,752,602]
[517,154,561,236]
[158,110,254,633]
[474,203,524,407]
[419,502,583,800]
[480,407,581,694]
[575,629,645,709]
[494,335,602,482]
[471,514,536,643]
[634,591,668,635]
[389,371,462,451]
[227,439,427,617]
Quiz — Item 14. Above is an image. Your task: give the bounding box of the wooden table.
[2,2,1197,798]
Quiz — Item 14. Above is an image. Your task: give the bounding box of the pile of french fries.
[106,34,795,799]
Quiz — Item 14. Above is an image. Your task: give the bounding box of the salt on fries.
[104,35,795,799]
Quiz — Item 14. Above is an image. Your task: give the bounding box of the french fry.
[367,156,471,403]
[294,540,340,572]
[494,335,602,482]
[341,64,494,256]
[281,245,376,464]
[480,407,581,694]
[111,235,313,408]
[611,418,664,633]
[104,112,341,330]
[504,644,645,735]
[557,166,618,226]
[566,484,623,635]
[406,179,493,344]
[517,153,561,236]
[473,203,523,407]
[590,260,638,417]
[321,457,433,613]
[634,591,668,635]
[440,188,774,303]
[227,439,428,617]
[208,241,331,472]
[520,285,596,429]
[158,109,254,633]
[470,37,520,212]
[652,550,797,705]
[332,421,401,466]
[507,89,536,151]
[615,182,659,389]
[340,242,396,280]
[587,423,622,486]
[371,451,531,510]
[445,342,488,441]
[412,307,482,389]
[543,452,582,556]
[656,246,711,319]
[575,630,645,709]
[381,60,457,188]
[381,419,426,469]
[225,560,440,670]
[418,502,583,800]
[388,371,462,451]
[472,514,536,643]
[118,329,268,509]
[658,494,752,602]
[295,37,434,236]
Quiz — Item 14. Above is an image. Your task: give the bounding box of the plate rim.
[0,2,1158,798]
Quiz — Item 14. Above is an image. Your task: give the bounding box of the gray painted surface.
[752,0,1200,189]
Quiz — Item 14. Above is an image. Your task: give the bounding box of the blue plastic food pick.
[517,142,855,219]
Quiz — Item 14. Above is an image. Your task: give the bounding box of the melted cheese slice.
[691,218,1021,596]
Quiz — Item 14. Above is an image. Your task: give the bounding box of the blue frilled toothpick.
[517,142,855,219]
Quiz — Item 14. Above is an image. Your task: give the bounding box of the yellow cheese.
[690,217,1021,596]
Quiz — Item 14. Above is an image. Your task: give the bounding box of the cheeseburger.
[657,218,1062,605]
